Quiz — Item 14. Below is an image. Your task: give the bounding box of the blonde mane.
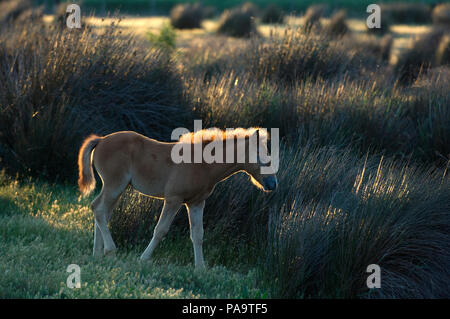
[178,127,268,144]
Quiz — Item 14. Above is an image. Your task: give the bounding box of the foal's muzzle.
[263,176,277,191]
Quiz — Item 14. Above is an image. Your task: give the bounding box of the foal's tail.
[78,134,102,196]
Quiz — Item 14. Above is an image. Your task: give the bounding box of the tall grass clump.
[381,3,431,24]
[0,20,190,180]
[394,28,447,84]
[263,145,450,298]
[325,10,349,37]
[436,35,450,65]
[240,2,260,18]
[217,6,257,37]
[185,59,448,165]
[243,29,367,84]
[261,4,284,24]
[303,4,326,32]
[170,3,203,29]
[432,3,450,26]
[0,0,34,25]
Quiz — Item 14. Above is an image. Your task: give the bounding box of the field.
[0,1,449,298]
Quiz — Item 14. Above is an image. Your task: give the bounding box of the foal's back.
[93,131,173,198]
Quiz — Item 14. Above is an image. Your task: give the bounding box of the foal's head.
[240,129,278,192]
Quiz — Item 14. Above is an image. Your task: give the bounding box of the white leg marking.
[93,222,104,256]
[187,201,206,270]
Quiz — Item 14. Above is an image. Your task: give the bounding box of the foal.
[78,128,277,270]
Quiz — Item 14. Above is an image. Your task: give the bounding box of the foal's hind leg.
[91,187,124,256]
[140,199,182,261]
[93,203,115,256]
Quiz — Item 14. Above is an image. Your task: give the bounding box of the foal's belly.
[130,167,167,199]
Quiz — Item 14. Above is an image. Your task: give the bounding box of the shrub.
[325,10,349,37]
[377,34,394,61]
[147,22,177,49]
[340,34,393,62]
[436,34,450,65]
[0,21,190,180]
[0,0,32,25]
[261,4,284,24]
[217,7,257,38]
[242,29,372,84]
[381,3,431,24]
[303,4,326,32]
[54,2,69,28]
[264,145,450,298]
[170,3,203,29]
[240,2,259,18]
[395,28,446,84]
[432,3,450,26]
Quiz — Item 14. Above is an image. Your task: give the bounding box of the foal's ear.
[250,129,259,140]
[245,129,259,143]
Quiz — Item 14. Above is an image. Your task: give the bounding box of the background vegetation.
[0,0,449,298]
[35,0,442,16]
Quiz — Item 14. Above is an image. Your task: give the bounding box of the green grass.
[0,174,263,298]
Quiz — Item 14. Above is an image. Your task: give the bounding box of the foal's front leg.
[187,201,206,270]
[140,199,182,261]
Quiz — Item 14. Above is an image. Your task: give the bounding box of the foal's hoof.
[139,255,151,262]
[194,265,207,272]
[93,251,103,258]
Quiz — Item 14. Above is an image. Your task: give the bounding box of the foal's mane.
[178,127,268,144]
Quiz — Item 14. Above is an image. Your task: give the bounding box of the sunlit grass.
[0,174,263,298]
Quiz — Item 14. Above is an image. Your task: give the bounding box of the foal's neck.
[209,162,243,184]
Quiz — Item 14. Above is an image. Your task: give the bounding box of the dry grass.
[0,19,189,180]
[325,10,349,37]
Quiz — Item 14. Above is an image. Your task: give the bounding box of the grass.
[1,141,448,298]
[0,173,263,298]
